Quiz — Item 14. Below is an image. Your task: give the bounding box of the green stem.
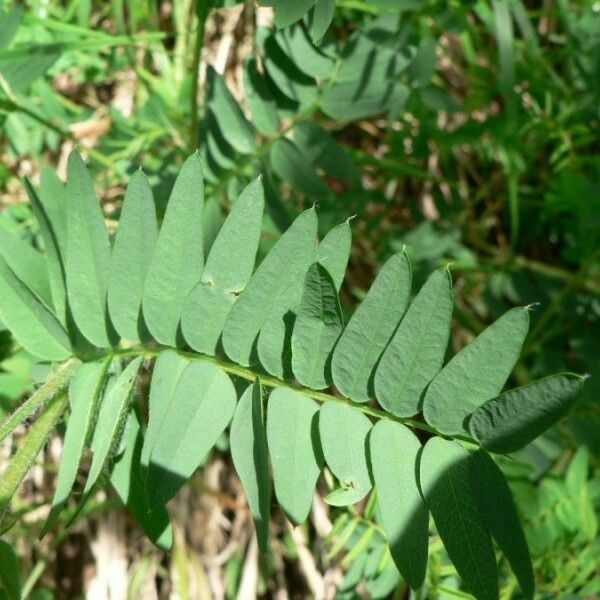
[190,1,211,151]
[108,346,468,441]
[0,392,70,518]
[0,358,80,444]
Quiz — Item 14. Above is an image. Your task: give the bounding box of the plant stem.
[190,1,211,151]
[109,346,470,441]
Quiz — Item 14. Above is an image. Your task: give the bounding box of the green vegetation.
[0,0,598,598]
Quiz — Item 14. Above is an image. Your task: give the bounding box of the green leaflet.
[258,30,317,106]
[0,256,71,361]
[316,220,352,291]
[420,438,498,600]
[39,167,68,255]
[291,264,344,389]
[206,66,256,155]
[423,306,530,435]
[270,138,330,199]
[319,401,372,506]
[331,250,412,403]
[82,357,143,497]
[147,359,236,507]
[230,383,270,552]
[308,0,335,43]
[65,151,112,348]
[25,177,67,324]
[0,359,79,444]
[277,26,334,79]
[0,538,20,600]
[470,451,534,600]
[0,225,51,307]
[107,170,158,342]
[266,388,322,524]
[141,350,189,472]
[0,43,61,92]
[0,390,68,517]
[222,208,317,369]
[469,373,586,453]
[293,122,360,188]
[41,359,109,537]
[0,7,22,51]
[256,214,348,379]
[110,412,172,551]
[243,57,280,136]
[368,421,428,590]
[142,152,204,346]
[182,179,264,355]
[375,268,453,417]
[272,0,315,29]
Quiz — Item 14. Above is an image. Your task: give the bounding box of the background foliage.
[0,0,599,598]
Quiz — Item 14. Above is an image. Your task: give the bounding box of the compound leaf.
[65,151,112,347]
[369,420,428,590]
[423,306,530,435]
[108,170,158,342]
[470,451,534,600]
[331,250,411,403]
[375,268,453,417]
[469,373,586,453]
[182,178,264,355]
[266,388,322,524]
[143,153,204,346]
[230,382,270,552]
[420,438,498,600]
[147,359,236,507]
[319,401,372,506]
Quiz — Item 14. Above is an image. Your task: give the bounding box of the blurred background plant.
[0,0,598,597]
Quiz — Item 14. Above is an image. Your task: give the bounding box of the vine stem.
[190,1,211,151]
[110,346,469,441]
